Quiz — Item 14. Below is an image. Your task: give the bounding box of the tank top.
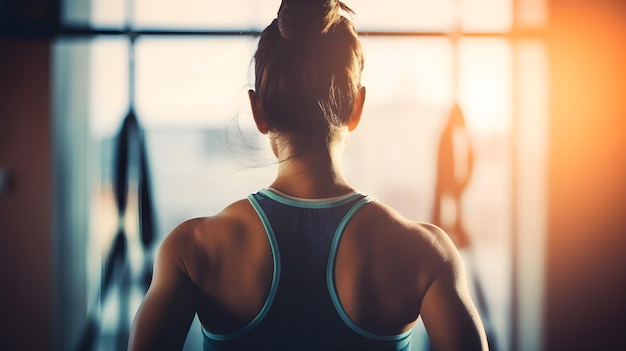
[202,188,413,351]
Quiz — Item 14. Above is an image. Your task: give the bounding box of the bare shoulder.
[356,200,455,251]
[337,198,465,324]
[158,198,257,278]
[350,199,462,277]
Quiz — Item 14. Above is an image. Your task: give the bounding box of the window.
[54,1,548,350]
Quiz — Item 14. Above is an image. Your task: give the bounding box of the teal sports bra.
[202,188,413,351]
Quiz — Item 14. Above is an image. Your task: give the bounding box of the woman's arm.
[419,225,489,351]
[128,223,199,350]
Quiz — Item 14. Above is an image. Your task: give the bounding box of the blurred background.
[0,0,624,350]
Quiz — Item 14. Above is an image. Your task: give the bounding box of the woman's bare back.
[177,195,455,337]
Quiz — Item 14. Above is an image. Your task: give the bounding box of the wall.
[0,38,53,351]
[546,0,626,350]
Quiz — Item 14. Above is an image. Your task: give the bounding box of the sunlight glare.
[458,38,512,135]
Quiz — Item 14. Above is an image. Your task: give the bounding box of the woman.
[129,0,488,350]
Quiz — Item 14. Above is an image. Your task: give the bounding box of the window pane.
[458,38,513,134]
[458,37,513,351]
[135,37,258,128]
[460,0,513,33]
[91,0,126,28]
[90,36,128,137]
[516,0,547,28]
[350,0,456,32]
[133,0,279,30]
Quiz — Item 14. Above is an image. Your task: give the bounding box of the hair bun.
[277,0,347,41]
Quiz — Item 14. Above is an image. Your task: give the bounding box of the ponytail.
[253,0,363,141]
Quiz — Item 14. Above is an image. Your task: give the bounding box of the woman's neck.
[269,133,354,199]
